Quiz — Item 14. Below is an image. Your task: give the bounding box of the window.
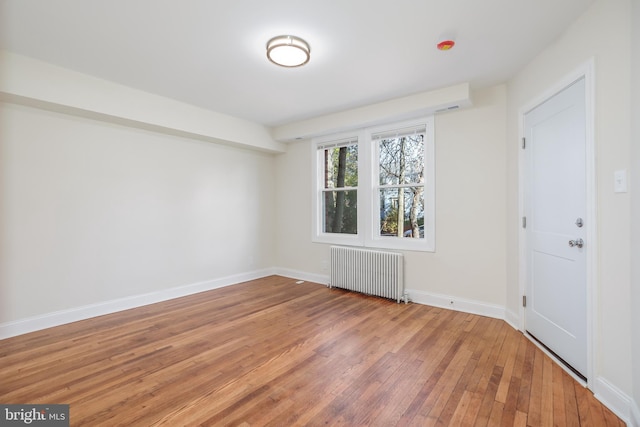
[312,117,435,252]
[319,137,359,235]
[313,135,362,246]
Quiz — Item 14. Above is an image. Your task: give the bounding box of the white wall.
[275,85,507,313]
[506,0,632,404]
[0,102,276,324]
[631,0,640,423]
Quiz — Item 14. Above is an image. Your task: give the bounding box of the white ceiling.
[0,0,594,127]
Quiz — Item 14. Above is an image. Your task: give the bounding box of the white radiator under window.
[330,246,406,303]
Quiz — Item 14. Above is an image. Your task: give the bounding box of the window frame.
[311,131,364,246]
[367,117,435,252]
[311,116,435,252]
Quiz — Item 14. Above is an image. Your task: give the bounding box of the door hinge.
[522,216,527,228]
[522,137,526,149]
[522,295,527,307]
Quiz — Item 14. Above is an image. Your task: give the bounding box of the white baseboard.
[275,270,508,322]
[504,309,520,331]
[0,268,276,340]
[406,288,505,319]
[275,270,507,321]
[593,376,633,426]
[274,268,330,286]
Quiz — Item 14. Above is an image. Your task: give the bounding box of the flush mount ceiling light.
[266,35,310,67]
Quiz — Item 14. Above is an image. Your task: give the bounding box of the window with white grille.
[312,117,435,252]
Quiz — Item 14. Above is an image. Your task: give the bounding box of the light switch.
[614,170,628,193]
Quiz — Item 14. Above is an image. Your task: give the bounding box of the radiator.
[330,246,406,303]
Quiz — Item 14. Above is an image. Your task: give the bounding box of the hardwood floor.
[0,276,624,426]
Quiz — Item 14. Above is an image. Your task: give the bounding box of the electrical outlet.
[321,260,329,272]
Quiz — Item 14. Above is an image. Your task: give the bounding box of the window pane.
[323,190,357,234]
[378,134,424,185]
[323,145,358,188]
[379,187,424,238]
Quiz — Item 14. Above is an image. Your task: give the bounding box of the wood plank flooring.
[0,276,624,426]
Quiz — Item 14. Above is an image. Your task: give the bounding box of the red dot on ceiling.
[437,40,455,51]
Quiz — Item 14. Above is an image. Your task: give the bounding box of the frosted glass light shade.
[266,35,310,67]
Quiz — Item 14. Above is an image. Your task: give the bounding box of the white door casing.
[523,75,591,380]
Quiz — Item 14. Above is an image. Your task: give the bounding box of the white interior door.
[524,77,587,379]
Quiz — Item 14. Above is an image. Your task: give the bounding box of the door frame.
[518,58,597,388]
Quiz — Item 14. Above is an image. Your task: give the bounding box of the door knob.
[568,238,584,248]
